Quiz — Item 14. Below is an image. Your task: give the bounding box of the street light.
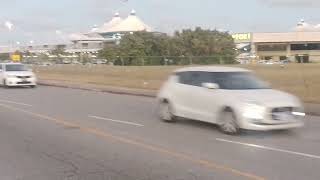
[5,21,14,53]
[16,42,21,50]
[4,21,14,32]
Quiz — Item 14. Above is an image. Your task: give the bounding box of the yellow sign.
[232,33,251,42]
[11,54,21,62]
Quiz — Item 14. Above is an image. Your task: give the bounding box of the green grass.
[34,64,320,103]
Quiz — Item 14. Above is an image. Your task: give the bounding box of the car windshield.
[211,72,270,90]
[5,64,28,72]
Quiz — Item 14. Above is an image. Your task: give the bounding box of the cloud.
[260,0,320,7]
[294,20,320,31]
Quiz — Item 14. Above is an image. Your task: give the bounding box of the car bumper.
[242,120,304,131]
[238,105,305,131]
[6,78,37,87]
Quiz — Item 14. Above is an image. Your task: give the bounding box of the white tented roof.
[69,33,105,41]
[107,10,152,33]
[97,12,123,33]
[90,25,100,33]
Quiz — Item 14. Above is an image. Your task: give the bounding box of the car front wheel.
[3,80,9,88]
[158,101,176,122]
[218,109,240,135]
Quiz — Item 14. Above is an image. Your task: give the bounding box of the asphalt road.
[0,86,319,180]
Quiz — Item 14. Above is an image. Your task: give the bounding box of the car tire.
[158,101,176,123]
[30,85,37,88]
[3,80,9,88]
[218,109,240,135]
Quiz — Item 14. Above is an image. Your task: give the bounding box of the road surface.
[0,86,319,180]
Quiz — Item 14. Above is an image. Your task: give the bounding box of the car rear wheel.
[158,101,176,122]
[218,109,240,135]
[30,85,36,88]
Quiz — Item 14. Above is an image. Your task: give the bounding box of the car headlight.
[242,103,266,120]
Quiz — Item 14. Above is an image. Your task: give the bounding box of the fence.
[20,55,237,66]
[109,56,237,66]
[17,55,320,66]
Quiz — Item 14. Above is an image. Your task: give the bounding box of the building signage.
[232,33,252,43]
[11,54,21,62]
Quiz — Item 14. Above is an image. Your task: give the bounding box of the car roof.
[174,66,250,73]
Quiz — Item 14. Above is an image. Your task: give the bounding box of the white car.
[0,63,37,88]
[157,66,305,134]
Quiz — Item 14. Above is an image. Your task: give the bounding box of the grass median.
[34,64,320,103]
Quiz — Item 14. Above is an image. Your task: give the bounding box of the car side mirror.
[202,82,220,89]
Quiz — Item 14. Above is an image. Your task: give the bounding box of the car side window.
[177,72,192,85]
[177,71,212,87]
[189,72,203,87]
[190,72,213,87]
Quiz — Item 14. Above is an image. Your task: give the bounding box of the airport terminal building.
[234,31,320,63]
[0,10,152,55]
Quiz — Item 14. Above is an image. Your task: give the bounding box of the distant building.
[234,20,320,63]
[0,10,153,55]
[69,10,152,53]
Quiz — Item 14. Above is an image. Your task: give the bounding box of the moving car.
[0,63,37,88]
[157,66,305,134]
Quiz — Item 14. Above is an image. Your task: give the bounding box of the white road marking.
[0,99,33,107]
[88,115,144,127]
[216,138,320,160]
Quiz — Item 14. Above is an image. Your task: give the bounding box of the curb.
[38,81,320,117]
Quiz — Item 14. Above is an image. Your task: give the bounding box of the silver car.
[157,66,305,134]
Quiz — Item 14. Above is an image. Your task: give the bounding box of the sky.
[0,0,320,45]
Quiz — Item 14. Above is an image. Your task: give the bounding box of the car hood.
[5,71,34,76]
[226,89,301,107]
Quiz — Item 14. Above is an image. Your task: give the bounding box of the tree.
[38,53,50,61]
[98,28,237,65]
[121,32,173,65]
[98,44,120,64]
[24,50,32,57]
[51,46,66,56]
[172,27,236,64]
[0,53,10,61]
[119,32,147,65]
[51,46,68,63]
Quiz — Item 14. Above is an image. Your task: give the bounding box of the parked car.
[258,60,267,64]
[62,60,72,64]
[157,66,305,134]
[92,59,107,64]
[38,62,53,66]
[280,60,290,64]
[265,61,274,65]
[0,63,37,88]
